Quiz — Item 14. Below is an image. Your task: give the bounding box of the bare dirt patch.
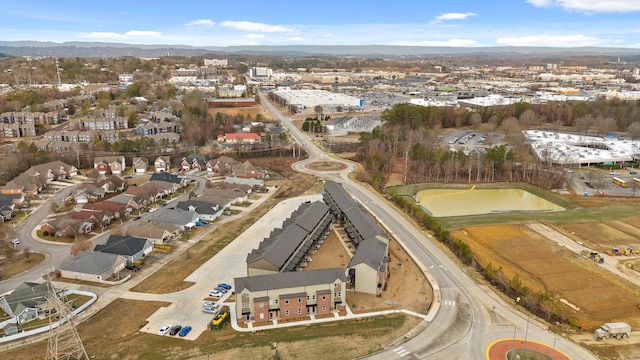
[453,224,640,330]
[208,103,273,121]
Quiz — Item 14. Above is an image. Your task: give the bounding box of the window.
[259,303,264,308]
[285,310,289,316]
[274,299,279,305]
[307,295,310,301]
[334,292,341,298]
[322,305,326,311]
[312,295,316,300]
[297,298,301,303]
[297,309,302,315]
[322,295,326,300]
[285,299,289,305]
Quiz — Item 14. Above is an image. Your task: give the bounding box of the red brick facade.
[279,294,307,319]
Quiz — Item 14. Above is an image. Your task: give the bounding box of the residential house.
[93,235,153,263]
[1,160,76,197]
[217,132,262,144]
[109,193,148,211]
[58,251,127,283]
[72,184,106,204]
[93,156,126,175]
[67,210,112,230]
[199,188,247,205]
[126,221,179,244]
[82,200,131,219]
[234,268,346,324]
[141,181,176,199]
[0,194,19,222]
[0,282,55,324]
[224,176,264,188]
[232,161,266,179]
[39,217,93,238]
[211,182,252,195]
[125,185,163,202]
[212,156,240,175]
[154,156,171,173]
[175,200,223,221]
[95,175,125,193]
[132,157,149,174]
[149,172,187,187]
[152,209,199,231]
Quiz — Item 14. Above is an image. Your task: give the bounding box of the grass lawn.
[129,197,282,294]
[0,252,46,278]
[2,298,416,360]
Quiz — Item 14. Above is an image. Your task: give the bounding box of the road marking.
[393,346,411,357]
[444,300,456,306]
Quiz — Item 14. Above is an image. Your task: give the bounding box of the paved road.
[259,91,597,359]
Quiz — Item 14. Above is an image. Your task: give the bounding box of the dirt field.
[454,224,640,329]
[560,217,640,252]
[208,104,274,121]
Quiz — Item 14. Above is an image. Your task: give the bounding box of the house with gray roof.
[234,267,346,324]
[175,200,223,221]
[58,251,127,283]
[246,201,331,276]
[347,238,389,295]
[224,176,264,188]
[151,208,199,231]
[93,235,153,263]
[0,282,55,324]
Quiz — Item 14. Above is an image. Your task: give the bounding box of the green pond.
[415,188,565,217]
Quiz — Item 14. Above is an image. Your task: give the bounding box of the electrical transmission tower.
[45,281,89,360]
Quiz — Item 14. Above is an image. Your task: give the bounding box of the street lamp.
[523,317,531,349]
[551,336,558,359]
[510,325,517,360]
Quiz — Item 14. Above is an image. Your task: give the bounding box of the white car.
[609,171,620,175]
[11,238,20,245]
[148,207,158,213]
[158,324,171,336]
[208,289,223,298]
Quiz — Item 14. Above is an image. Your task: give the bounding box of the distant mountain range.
[1,41,640,58]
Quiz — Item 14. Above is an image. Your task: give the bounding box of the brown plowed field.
[453,224,640,329]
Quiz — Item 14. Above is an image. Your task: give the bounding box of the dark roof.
[149,172,182,184]
[323,181,358,212]
[93,235,150,257]
[348,238,388,270]
[344,206,386,241]
[246,225,308,269]
[176,200,221,215]
[234,268,346,292]
[279,292,306,299]
[2,282,52,314]
[282,201,330,233]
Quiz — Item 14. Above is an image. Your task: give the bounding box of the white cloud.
[527,0,640,13]
[245,33,265,39]
[419,39,479,47]
[496,34,603,46]
[288,36,304,41]
[79,30,161,40]
[434,12,476,22]
[220,21,292,32]
[185,19,215,27]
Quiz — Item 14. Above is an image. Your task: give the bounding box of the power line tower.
[45,280,89,360]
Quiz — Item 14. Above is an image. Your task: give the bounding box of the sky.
[2,0,640,48]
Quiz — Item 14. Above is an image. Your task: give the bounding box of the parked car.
[214,286,228,294]
[178,326,192,337]
[169,325,182,336]
[158,324,171,336]
[217,283,232,291]
[610,171,620,175]
[132,216,142,221]
[148,207,158,213]
[160,202,168,207]
[203,305,219,314]
[630,170,638,175]
[203,301,217,307]
[209,289,223,298]
[126,264,141,272]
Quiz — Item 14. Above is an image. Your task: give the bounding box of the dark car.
[169,325,182,336]
[217,283,232,291]
[178,326,192,337]
[126,264,141,272]
[132,216,142,221]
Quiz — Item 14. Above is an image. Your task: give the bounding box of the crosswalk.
[393,346,411,358]
[443,299,456,307]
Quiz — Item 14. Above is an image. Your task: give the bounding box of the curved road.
[259,91,596,359]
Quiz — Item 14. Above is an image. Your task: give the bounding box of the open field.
[2,297,421,360]
[208,103,273,121]
[453,224,640,328]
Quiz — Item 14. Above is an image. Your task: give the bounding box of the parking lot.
[128,194,323,340]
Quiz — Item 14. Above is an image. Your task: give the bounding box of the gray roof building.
[235,267,346,293]
[59,251,125,275]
